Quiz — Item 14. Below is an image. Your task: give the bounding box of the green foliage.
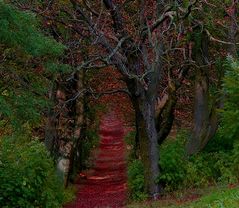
[127,187,239,208]
[185,143,239,188]
[82,129,100,168]
[158,132,187,190]
[231,141,239,178]
[206,58,239,152]
[220,58,239,141]
[204,131,234,153]
[0,1,65,57]
[127,160,148,201]
[125,132,147,201]
[124,131,137,161]
[0,1,67,134]
[125,131,136,147]
[158,130,239,192]
[44,61,72,73]
[184,155,211,188]
[178,187,239,208]
[0,138,64,208]
[63,185,77,204]
[0,88,48,131]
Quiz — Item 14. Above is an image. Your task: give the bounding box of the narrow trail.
[65,114,128,208]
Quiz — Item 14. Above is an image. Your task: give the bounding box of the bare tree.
[64,0,197,195]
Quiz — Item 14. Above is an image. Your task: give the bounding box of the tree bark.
[186,31,218,154]
[186,67,210,155]
[156,84,177,145]
[228,0,238,58]
[142,97,160,196]
[127,79,160,196]
[134,97,161,196]
[44,83,58,157]
[67,70,86,184]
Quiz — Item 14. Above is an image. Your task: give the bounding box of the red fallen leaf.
[64,114,127,208]
[79,173,87,179]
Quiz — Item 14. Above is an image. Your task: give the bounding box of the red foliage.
[89,67,134,126]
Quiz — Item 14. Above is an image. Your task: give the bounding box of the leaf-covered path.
[65,114,128,208]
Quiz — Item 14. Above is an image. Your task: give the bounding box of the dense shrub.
[0,138,64,208]
[221,59,239,141]
[206,59,239,153]
[127,130,238,195]
[127,160,148,201]
[185,152,235,188]
[204,130,235,153]
[158,134,187,190]
[159,130,239,192]
[231,141,239,178]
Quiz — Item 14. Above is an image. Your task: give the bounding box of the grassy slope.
[128,186,239,208]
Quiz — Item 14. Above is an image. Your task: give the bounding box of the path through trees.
[65,113,127,208]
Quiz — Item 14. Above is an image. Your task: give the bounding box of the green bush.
[221,59,239,141]
[127,160,148,201]
[186,151,237,188]
[158,136,187,190]
[204,130,235,153]
[158,130,239,192]
[0,138,64,208]
[206,58,239,153]
[231,142,239,179]
[184,154,214,188]
[125,131,136,147]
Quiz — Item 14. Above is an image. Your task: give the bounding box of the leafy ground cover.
[128,185,239,208]
[64,114,127,207]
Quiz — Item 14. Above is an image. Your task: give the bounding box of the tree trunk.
[127,79,160,197]
[135,106,152,193]
[186,68,210,155]
[133,102,141,159]
[156,84,177,145]
[45,83,58,157]
[186,31,218,154]
[142,97,160,196]
[134,98,160,197]
[67,70,86,184]
[228,0,238,58]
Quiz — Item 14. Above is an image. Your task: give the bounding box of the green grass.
[184,186,239,208]
[63,185,77,204]
[127,186,239,208]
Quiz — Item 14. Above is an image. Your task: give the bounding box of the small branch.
[90,88,131,99]
[76,57,108,71]
[64,87,131,103]
[164,47,187,60]
[141,9,175,38]
[205,29,239,45]
[64,89,87,104]
[83,0,100,17]
[106,36,129,63]
[202,0,216,8]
